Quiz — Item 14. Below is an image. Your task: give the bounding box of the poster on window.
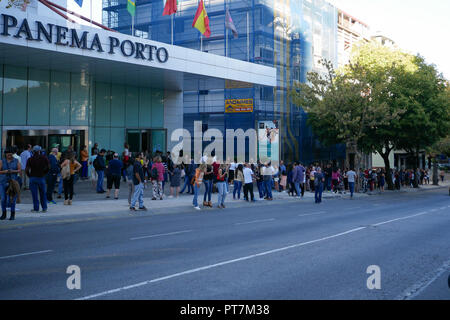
[258,120,279,165]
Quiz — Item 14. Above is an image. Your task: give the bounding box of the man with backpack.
[94,149,106,194]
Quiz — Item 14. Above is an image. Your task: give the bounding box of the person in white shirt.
[229,161,236,184]
[346,168,357,198]
[243,163,255,202]
[20,145,32,189]
[262,162,276,200]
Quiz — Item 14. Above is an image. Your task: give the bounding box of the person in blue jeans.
[26,146,50,213]
[233,164,244,200]
[203,164,213,207]
[180,160,195,194]
[314,168,325,204]
[0,148,21,221]
[346,169,357,198]
[94,149,107,193]
[130,153,147,211]
[192,164,206,210]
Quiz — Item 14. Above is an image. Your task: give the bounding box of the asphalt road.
[0,188,449,300]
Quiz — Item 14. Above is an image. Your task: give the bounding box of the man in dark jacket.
[95,149,107,193]
[26,146,50,213]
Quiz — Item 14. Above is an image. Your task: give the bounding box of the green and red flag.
[127,0,136,17]
[192,0,211,38]
[163,0,178,16]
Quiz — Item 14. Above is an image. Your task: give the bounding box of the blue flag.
[74,0,83,7]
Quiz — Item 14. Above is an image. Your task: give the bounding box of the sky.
[329,0,450,80]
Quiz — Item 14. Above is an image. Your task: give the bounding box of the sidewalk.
[7,176,449,221]
[8,179,368,220]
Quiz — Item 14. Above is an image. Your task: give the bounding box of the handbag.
[61,163,71,180]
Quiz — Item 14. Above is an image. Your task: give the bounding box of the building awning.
[0,9,276,90]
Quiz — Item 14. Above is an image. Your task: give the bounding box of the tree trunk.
[381,152,394,190]
[432,157,439,186]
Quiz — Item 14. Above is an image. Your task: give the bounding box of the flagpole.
[225,0,228,57]
[132,15,134,36]
[201,34,203,52]
[171,14,174,45]
[90,0,93,27]
[247,11,249,62]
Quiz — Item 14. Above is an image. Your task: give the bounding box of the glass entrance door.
[48,135,77,154]
[126,129,166,155]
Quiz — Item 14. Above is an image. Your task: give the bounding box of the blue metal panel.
[102,0,345,163]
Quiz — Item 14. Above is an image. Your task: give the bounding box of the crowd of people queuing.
[0,141,446,220]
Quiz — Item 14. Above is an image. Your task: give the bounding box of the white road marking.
[298,212,324,217]
[76,206,448,300]
[0,250,53,260]
[235,219,276,226]
[130,230,193,241]
[371,211,431,227]
[76,226,366,300]
[396,259,450,300]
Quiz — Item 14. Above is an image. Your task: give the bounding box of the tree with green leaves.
[290,55,405,189]
[291,41,450,190]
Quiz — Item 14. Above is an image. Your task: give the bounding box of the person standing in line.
[233,164,244,200]
[278,160,287,192]
[60,153,81,205]
[331,168,339,194]
[228,159,236,186]
[46,148,60,205]
[379,169,386,192]
[262,162,275,201]
[203,160,214,208]
[346,168,357,198]
[243,163,255,202]
[89,149,98,190]
[256,163,265,200]
[216,164,228,209]
[169,164,181,198]
[161,156,168,194]
[300,163,306,197]
[122,143,130,182]
[130,153,147,212]
[94,149,107,194]
[0,148,21,221]
[20,144,32,190]
[106,153,123,200]
[310,166,316,192]
[80,145,89,180]
[26,146,50,213]
[314,167,325,204]
[292,162,303,199]
[180,158,195,195]
[126,156,135,206]
[193,164,206,210]
[91,143,99,156]
[151,156,165,200]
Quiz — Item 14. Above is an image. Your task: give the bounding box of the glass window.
[28,68,50,125]
[3,65,27,126]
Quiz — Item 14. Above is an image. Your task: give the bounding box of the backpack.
[314,173,321,187]
[93,157,100,171]
[151,167,159,180]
